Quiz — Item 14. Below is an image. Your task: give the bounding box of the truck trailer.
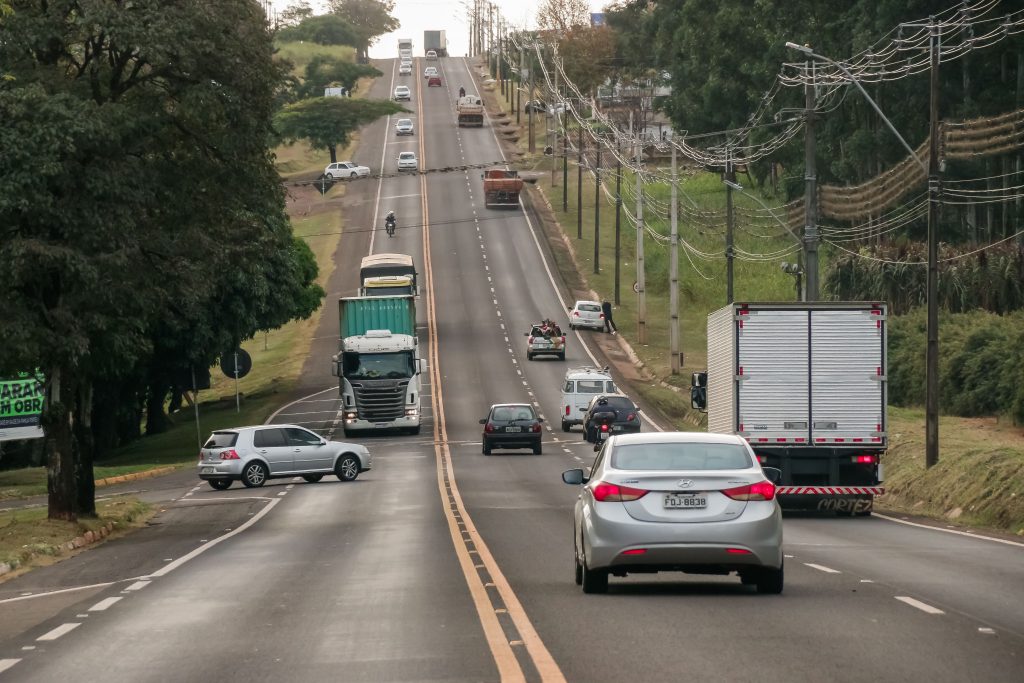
[331,295,426,436]
[691,302,887,515]
[397,37,413,53]
[423,30,448,57]
[358,253,417,296]
[482,168,523,208]
[456,95,484,127]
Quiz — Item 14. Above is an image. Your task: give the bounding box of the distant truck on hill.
[424,30,448,57]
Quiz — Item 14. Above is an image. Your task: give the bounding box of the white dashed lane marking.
[89,597,123,612]
[895,596,944,615]
[804,563,841,574]
[37,623,81,641]
[0,660,21,674]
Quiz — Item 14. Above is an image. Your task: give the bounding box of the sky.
[271,1,611,59]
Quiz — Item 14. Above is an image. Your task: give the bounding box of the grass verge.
[0,499,154,579]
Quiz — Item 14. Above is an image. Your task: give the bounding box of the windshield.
[342,351,415,380]
[612,443,752,471]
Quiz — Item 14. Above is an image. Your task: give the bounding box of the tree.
[279,0,313,27]
[326,0,400,61]
[298,56,381,99]
[276,96,406,163]
[0,0,322,520]
[536,0,588,33]
[558,26,617,96]
[276,13,359,46]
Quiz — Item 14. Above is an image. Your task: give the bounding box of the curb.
[0,521,117,579]
[94,465,177,488]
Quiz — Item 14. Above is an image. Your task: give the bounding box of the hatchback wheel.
[482,439,492,455]
[755,562,784,595]
[241,462,268,488]
[335,455,360,482]
[208,479,232,491]
[302,474,324,483]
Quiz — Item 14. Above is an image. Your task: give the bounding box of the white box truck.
[691,302,887,515]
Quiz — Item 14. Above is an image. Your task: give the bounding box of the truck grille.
[351,380,408,421]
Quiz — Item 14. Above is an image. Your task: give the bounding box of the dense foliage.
[0,0,323,518]
[888,309,1024,423]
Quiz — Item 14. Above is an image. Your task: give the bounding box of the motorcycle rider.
[385,210,396,235]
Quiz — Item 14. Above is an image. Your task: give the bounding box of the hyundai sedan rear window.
[579,304,601,312]
[612,443,752,471]
[203,432,238,449]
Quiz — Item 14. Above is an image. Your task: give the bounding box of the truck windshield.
[342,351,415,380]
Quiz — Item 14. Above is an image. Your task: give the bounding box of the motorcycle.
[385,216,396,237]
[591,415,616,451]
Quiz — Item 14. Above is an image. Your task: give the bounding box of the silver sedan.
[562,432,783,594]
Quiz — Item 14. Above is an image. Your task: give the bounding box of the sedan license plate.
[201,467,215,474]
[505,426,522,432]
[664,493,707,509]
[612,425,623,431]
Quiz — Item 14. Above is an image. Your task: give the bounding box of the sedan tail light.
[219,449,241,460]
[721,481,776,501]
[591,481,647,502]
[528,336,534,343]
[625,412,636,422]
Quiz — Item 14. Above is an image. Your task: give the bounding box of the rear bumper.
[484,434,541,450]
[197,461,245,480]
[584,502,783,571]
[345,416,419,431]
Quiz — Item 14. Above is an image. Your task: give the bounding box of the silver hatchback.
[562,432,783,594]
[197,425,372,490]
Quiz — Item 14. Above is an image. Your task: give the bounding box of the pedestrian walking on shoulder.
[602,300,617,334]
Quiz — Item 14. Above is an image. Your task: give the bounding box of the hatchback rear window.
[203,431,238,449]
[612,443,752,471]
[596,396,634,411]
[492,406,535,421]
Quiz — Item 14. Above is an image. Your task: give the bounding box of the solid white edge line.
[146,498,279,578]
[874,512,1024,548]
[895,596,945,615]
[37,623,81,641]
[0,659,21,674]
[467,56,664,433]
[125,580,150,592]
[803,563,841,574]
[264,386,337,424]
[88,596,123,612]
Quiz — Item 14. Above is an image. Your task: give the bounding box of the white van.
[560,367,617,432]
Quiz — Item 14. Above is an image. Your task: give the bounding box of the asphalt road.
[1,57,1022,682]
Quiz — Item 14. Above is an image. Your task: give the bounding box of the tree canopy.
[276,96,406,162]
[326,0,400,61]
[0,0,323,520]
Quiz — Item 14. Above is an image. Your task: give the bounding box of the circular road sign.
[220,349,252,379]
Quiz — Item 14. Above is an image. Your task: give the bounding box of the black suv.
[480,403,544,455]
[582,394,641,442]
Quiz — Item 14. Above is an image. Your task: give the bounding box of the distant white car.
[324,161,371,180]
[423,66,438,79]
[398,63,412,76]
[569,300,605,330]
[426,50,438,61]
[397,151,418,171]
[394,85,411,101]
[395,118,414,136]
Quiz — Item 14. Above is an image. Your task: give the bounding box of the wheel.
[208,479,231,491]
[584,426,594,443]
[558,352,566,360]
[569,324,576,331]
[527,353,534,361]
[533,442,542,455]
[561,420,571,433]
[574,545,583,586]
[302,474,324,483]
[335,454,360,482]
[409,425,421,436]
[482,439,492,455]
[241,461,268,488]
[755,562,784,595]
[349,172,357,178]
[581,553,609,594]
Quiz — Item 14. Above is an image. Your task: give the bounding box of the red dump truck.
[482,169,523,208]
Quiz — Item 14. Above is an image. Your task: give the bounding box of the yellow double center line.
[413,61,565,683]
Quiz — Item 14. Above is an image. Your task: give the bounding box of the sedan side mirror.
[762,466,782,484]
[562,468,586,485]
[523,332,530,337]
[479,418,487,425]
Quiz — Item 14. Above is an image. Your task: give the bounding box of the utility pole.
[634,111,647,345]
[926,17,941,468]
[498,20,504,97]
[487,4,493,75]
[528,52,535,153]
[594,139,602,273]
[562,116,568,212]
[670,144,680,374]
[614,136,622,305]
[516,44,523,125]
[725,146,735,304]
[577,126,584,239]
[803,59,819,301]
[552,54,559,187]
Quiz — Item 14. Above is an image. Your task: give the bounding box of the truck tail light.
[591,482,647,502]
[722,481,776,501]
[853,454,878,464]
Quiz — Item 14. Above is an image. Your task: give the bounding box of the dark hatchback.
[582,394,642,442]
[481,403,544,455]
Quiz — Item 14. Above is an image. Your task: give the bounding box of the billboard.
[0,373,45,442]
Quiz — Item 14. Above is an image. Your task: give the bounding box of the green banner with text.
[0,373,45,430]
